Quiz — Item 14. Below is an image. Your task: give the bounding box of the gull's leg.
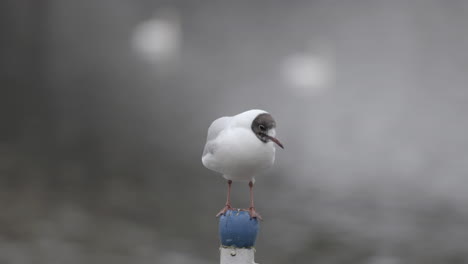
[248,181,262,220]
[216,180,233,217]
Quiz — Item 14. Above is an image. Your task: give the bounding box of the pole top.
[218,209,259,248]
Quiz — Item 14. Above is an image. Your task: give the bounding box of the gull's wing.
[202,116,231,157]
[206,116,231,142]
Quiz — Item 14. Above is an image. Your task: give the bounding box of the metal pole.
[220,247,256,264]
[218,210,259,264]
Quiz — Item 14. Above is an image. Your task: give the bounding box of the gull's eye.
[259,125,266,131]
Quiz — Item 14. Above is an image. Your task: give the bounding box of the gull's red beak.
[266,135,284,149]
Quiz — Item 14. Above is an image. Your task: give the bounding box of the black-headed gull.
[202,109,283,219]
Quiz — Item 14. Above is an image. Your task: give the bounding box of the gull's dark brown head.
[251,113,284,149]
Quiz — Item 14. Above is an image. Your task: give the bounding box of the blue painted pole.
[219,210,259,264]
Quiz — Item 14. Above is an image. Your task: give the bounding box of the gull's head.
[251,113,284,149]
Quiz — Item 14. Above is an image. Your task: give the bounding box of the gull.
[202,109,283,219]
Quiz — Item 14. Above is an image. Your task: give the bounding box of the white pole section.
[220,247,256,264]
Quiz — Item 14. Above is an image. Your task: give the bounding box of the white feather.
[202,109,276,182]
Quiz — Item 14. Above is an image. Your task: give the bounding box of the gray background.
[2,0,468,263]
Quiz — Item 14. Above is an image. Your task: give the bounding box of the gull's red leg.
[248,181,262,220]
[216,180,233,217]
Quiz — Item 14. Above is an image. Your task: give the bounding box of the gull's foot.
[216,204,232,217]
[248,207,263,220]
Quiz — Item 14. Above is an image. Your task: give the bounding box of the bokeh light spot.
[131,11,180,63]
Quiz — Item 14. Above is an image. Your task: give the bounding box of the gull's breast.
[211,127,276,179]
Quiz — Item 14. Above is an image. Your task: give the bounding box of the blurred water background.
[2,1,468,263]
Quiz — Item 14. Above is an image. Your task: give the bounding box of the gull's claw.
[248,207,262,220]
[216,204,232,217]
